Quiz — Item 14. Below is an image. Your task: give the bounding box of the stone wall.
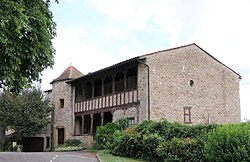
[113,106,139,122]
[72,135,93,148]
[52,81,74,146]
[137,63,148,122]
[143,45,240,124]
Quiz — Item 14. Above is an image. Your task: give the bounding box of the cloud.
[41,26,120,90]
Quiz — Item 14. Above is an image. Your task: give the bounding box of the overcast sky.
[41,0,250,121]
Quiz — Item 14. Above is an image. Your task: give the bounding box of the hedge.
[205,122,250,162]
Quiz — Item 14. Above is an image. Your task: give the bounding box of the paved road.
[0,151,98,162]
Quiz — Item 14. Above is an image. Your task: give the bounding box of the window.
[190,80,194,87]
[59,99,64,108]
[127,117,135,126]
[184,107,191,124]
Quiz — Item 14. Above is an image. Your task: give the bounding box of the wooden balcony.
[74,89,138,113]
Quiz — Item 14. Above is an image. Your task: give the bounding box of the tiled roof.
[51,66,83,84]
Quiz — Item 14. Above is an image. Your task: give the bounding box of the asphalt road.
[0,151,98,162]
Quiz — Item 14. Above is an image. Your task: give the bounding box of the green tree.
[0,0,57,92]
[0,87,52,139]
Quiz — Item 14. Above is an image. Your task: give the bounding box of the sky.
[41,0,250,121]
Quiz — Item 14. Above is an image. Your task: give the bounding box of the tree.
[0,0,57,92]
[0,87,52,139]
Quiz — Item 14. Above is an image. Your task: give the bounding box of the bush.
[141,133,163,161]
[3,143,13,151]
[112,127,142,158]
[113,126,163,161]
[116,118,129,131]
[112,120,216,161]
[95,122,118,150]
[94,118,129,150]
[205,122,250,162]
[55,146,84,152]
[157,137,203,162]
[64,139,81,147]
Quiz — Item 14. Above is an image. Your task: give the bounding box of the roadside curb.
[96,153,102,162]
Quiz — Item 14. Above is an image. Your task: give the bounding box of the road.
[0,151,98,162]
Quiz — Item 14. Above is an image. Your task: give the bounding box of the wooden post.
[112,74,115,93]
[90,114,94,134]
[101,113,104,126]
[101,79,104,96]
[124,71,127,90]
[92,81,94,98]
[82,115,84,134]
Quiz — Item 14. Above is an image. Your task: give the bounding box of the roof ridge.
[51,66,83,84]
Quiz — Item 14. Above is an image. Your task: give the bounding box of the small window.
[184,107,191,124]
[190,80,194,87]
[127,117,135,126]
[59,99,64,108]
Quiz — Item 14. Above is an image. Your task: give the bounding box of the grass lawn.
[97,150,147,162]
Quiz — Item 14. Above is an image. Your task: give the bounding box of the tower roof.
[50,66,83,84]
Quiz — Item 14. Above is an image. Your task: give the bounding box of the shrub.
[112,120,216,161]
[116,118,129,131]
[112,127,143,158]
[95,122,118,150]
[205,122,250,162]
[157,137,205,162]
[3,143,13,151]
[55,146,84,152]
[94,118,130,150]
[141,133,163,161]
[64,139,81,147]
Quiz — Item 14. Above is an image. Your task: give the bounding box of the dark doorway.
[23,137,44,152]
[104,112,113,125]
[93,113,101,133]
[75,116,82,135]
[83,115,91,134]
[58,128,64,145]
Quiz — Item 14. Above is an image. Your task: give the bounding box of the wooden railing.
[74,89,138,113]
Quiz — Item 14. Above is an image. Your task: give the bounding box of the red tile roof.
[51,66,83,84]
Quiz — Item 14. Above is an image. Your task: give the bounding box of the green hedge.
[112,120,216,161]
[55,146,84,152]
[96,120,250,161]
[205,122,250,162]
[156,137,205,162]
[64,139,81,147]
[95,119,227,161]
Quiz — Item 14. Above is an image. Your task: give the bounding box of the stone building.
[46,43,241,147]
